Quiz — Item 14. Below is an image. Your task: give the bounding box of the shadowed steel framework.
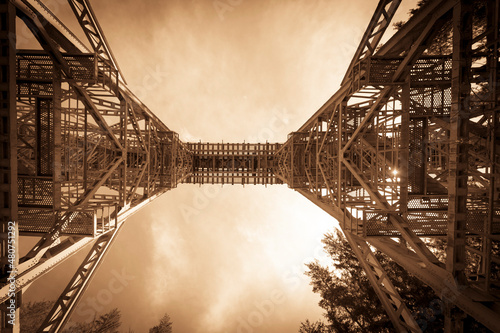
[1,0,500,331]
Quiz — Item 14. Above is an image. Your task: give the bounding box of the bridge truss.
[1,0,499,331]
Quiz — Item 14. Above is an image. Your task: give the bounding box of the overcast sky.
[22,0,418,332]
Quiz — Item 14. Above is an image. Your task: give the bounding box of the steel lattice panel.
[17,209,55,233]
[17,53,53,80]
[64,55,96,81]
[18,209,94,235]
[17,176,53,207]
[409,86,451,116]
[359,56,451,86]
[407,212,448,235]
[408,195,448,210]
[411,57,452,84]
[364,211,400,237]
[17,81,54,97]
[368,57,402,84]
[408,118,425,194]
[364,204,499,237]
[466,196,489,233]
[64,211,95,235]
[364,211,448,237]
[37,98,53,176]
[17,52,96,82]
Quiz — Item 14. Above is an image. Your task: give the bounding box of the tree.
[20,300,54,333]
[393,0,431,30]
[392,0,487,56]
[93,308,121,333]
[62,308,122,333]
[149,313,173,333]
[20,301,122,333]
[300,230,444,333]
[298,319,329,333]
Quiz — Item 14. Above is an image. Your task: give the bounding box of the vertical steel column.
[484,0,499,292]
[83,104,88,192]
[146,117,151,197]
[0,1,18,331]
[400,81,410,217]
[338,101,345,217]
[447,0,472,285]
[445,1,472,331]
[53,71,62,215]
[119,97,127,208]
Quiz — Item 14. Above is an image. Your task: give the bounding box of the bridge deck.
[183,142,282,186]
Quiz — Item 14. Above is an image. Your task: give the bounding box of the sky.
[21,0,418,332]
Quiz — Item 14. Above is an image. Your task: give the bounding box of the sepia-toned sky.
[22,0,418,331]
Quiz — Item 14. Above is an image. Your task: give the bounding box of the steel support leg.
[39,225,123,332]
[344,231,422,333]
[445,1,472,330]
[0,1,18,331]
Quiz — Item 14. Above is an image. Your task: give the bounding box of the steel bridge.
[1,0,500,331]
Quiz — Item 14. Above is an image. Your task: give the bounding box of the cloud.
[145,185,334,332]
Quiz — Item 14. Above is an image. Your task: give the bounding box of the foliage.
[20,300,54,333]
[392,0,487,56]
[20,301,122,333]
[298,319,329,333]
[20,301,175,332]
[149,313,173,333]
[300,230,444,333]
[62,308,122,333]
[393,0,430,30]
[94,308,122,333]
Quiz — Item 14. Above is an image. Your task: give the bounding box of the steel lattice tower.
[1,0,500,331]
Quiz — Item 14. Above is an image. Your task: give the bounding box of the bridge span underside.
[184,142,282,186]
[1,0,500,332]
